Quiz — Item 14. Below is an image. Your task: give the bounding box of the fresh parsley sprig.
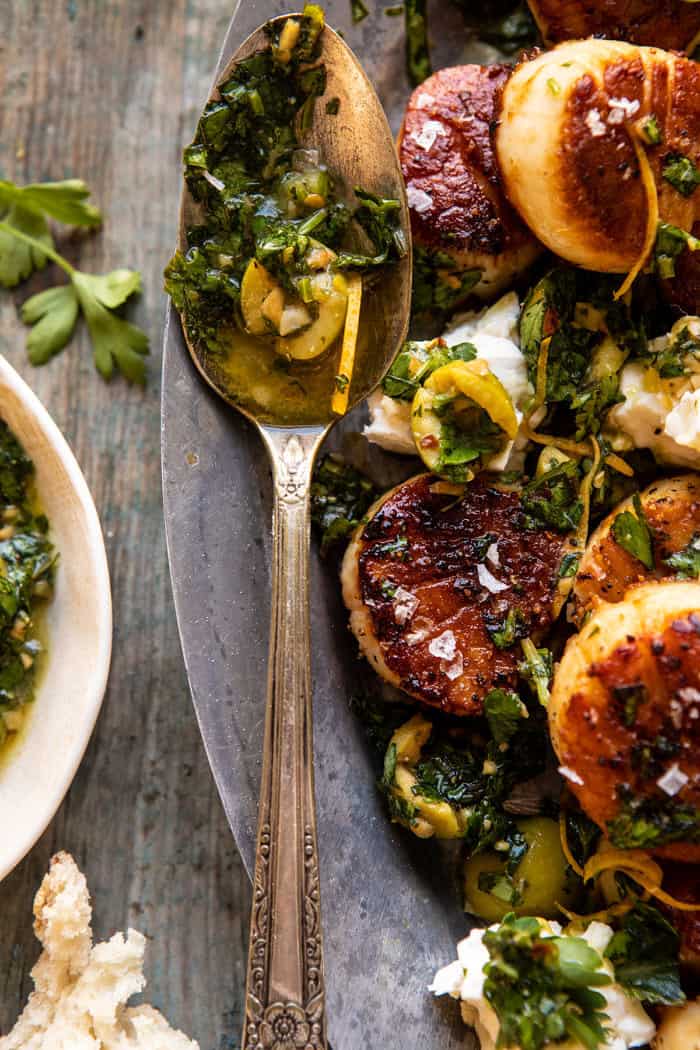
[0,179,148,383]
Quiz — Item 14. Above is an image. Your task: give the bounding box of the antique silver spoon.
[171,14,411,1050]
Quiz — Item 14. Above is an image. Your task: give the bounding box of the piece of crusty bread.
[0,852,198,1050]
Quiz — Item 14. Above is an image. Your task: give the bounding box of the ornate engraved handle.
[242,427,328,1050]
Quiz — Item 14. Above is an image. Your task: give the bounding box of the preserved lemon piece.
[240,259,281,336]
[411,359,518,480]
[276,271,348,361]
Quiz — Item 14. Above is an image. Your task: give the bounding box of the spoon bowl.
[177,16,411,429]
[170,12,411,1050]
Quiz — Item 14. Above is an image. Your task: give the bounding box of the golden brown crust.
[496,41,700,274]
[344,474,570,716]
[574,475,700,621]
[527,0,700,52]
[399,65,540,296]
[550,582,700,863]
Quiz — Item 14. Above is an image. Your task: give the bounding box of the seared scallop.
[526,0,700,52]
[399,65,541,308]
[550,580,700,862]
[574,475,700,622]
[341,473,575,716]
[496,40,700,275]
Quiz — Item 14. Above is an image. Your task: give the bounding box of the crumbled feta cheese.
[393,586,419,625]
[428,629,457,660]
[432,922,656,1050]
[477,563,509,594]
[657,763,689,797]
[607,97,640,125]
[585,108,607,137]
[412,119,443,151]
[559,765,584,786]
[609,361,700,469]
[485,542,499,567]
[406,183,433,214]
[363,390,416,454]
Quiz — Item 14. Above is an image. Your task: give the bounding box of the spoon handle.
[242,426,328,1050]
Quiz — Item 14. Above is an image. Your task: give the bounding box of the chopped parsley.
[404,0,431,86]
[521,461,583,533]
[483,688,525,744]
[382,338,476,401]
[662,153,700,197]
[653,222,700,279]
[483,915,611,1050]
[605,903,685,1006]
[664,533,700,578]
[485,607,527,651]
[350,0,369,22]
[608,791,700,849]
[310,455,377,554]
[0,422,55,751]
[638,114,662,146]
[518,639,552,707]
[610,492,654,570]
[613,682,648,728]
[412,246,481,317]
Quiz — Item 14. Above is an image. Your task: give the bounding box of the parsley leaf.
[611,492,654,570]
[662,153,700,198]
[20,285,79,365]
[483,688,525,744]
[72,270,148,382]
[605,903,685,1006]
[665,533,700,579]
[0,179,101,288]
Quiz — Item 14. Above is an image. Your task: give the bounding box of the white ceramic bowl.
[0,356,112,880]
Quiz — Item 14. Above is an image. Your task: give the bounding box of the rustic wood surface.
[0,2,250,1045]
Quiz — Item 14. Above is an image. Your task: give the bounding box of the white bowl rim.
[0,355,112,880]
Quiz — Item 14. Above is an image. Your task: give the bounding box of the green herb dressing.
[0,421,55,758]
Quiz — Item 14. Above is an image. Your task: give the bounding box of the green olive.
[463,817,578,922]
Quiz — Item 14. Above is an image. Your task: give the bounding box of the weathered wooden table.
[0,3,250,1045]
